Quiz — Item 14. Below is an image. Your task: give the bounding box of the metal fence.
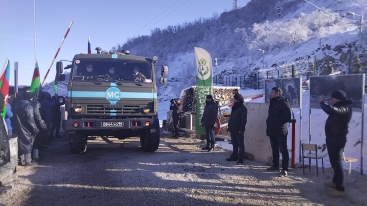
[214,66,306,90]
[213,57,367,91]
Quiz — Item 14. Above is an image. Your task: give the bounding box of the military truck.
[55,49,168,154]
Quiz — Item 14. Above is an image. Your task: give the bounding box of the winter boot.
[279,170,288,177]
[326,190,347,198]
[324,182,336,189]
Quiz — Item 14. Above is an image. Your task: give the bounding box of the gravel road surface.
[1,134,366,206]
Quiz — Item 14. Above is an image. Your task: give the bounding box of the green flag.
[0,59,10,118]
[30,62,41,94]
[194,47,213,135]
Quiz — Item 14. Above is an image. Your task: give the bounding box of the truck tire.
[140,121,160,152]
[69,132,87,154]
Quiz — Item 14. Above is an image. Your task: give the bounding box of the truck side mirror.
[159,77,167,84]
[59,74,66,81]
[56,61,63,74]
[161,66,168,78]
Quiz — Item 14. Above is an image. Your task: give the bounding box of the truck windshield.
[72,59,153,83]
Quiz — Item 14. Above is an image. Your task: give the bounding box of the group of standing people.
[198,87,351,198]
[4,91,64,166]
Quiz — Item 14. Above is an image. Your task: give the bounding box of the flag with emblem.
[0,59,10,118]
[194,47,213,135]
[30,61,41,94]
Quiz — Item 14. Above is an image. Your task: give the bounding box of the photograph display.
[265,78,302,108]
[309,74,365,112]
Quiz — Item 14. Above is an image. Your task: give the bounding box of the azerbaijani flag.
[0,59,10,118]
[88,36,91,54]
[30,62,41,94]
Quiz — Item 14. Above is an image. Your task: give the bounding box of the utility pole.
[258,49,265,69]
[346,12,364,47]
[233,0,237,10]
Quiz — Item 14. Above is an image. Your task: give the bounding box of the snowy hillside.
[44,0,367,101]
[42,72,69,96]
[117,0,366,103]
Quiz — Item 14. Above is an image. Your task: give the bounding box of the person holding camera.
[319,90,352,198]
[200,95,218,152]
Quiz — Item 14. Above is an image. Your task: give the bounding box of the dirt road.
[1,135,366,206]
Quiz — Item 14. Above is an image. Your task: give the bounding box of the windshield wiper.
[93,81,102,85]
[96,74,111,81]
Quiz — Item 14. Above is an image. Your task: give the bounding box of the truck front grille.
[86,105,140,115]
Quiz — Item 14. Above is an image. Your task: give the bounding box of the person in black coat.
[170,98,182,137]
[226,93,248,165]
[266,87,291,177]
[25,91,47,160]
[319,90,352,198]
[13,92,39,166]
[200,95,218,151]
[50,96,62,138]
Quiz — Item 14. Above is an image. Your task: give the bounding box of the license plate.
[101,122,124,127]
[104,104,123,109]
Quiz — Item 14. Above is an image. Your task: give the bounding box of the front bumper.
[63,118,155,131]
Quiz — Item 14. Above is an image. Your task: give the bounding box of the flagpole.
[33,0,37,62]
[88,36,91,54]
[1,59,9,76]
[41,20,74,86]
[14,62,18,97]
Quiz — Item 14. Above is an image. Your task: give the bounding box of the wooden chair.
[302,144,327,176]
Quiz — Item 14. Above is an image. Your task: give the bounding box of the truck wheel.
[69,132,87,154]
[140,121,160,152]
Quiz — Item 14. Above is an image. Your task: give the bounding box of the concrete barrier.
[0,136,17,185]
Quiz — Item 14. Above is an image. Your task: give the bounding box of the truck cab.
[56,50,168,154]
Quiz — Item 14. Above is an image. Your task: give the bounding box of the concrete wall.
[243,103,272,164]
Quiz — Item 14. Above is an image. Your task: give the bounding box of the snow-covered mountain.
[43,72,70,96]
[112,0,367,102]
[44,0,367,101]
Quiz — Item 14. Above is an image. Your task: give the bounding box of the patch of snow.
[216,139,233,151]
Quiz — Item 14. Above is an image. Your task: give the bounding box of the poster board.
[264,78,302,108]
[309,74,365,112]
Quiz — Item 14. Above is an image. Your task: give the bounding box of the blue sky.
[0,0,250,86]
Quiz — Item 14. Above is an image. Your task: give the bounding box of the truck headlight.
[74,106,83,113]
[143,108,150,113]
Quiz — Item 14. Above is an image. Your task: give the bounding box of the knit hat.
[234,93,243,102]
[331,90,346,101]
[206,95,213,100]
